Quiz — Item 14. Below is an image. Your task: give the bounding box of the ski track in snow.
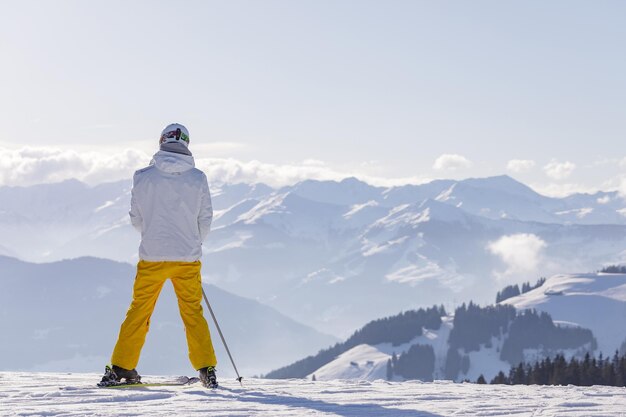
[1,373,626,416]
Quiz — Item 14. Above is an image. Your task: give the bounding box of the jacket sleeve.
[129,173,143,233]
[198,174,213,242]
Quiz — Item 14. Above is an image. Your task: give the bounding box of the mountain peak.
[458,175,543,200]
[287,177,381,206]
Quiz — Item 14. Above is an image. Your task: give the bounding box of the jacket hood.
[151,150,195,173]
[160,142,192,156]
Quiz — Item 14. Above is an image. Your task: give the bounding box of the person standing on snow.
[99,123,218,388]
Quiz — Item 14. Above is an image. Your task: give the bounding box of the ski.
[98,376,201,389]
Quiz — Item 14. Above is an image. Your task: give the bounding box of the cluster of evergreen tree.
[264,305,446,378]
[500,309,596,365]
[448,302,516,352]
[386,344,435,381]
[495,277,546,303]
[486,352,626,386]
[350,306,445,347]
[444,303,596,380]
[600,265,626,274]
[266,293,597,381]
[444,348,470,380]
[444,303,515,379]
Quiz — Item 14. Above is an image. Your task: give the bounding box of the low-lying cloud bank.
[0,146,620,198]
[0,146,430,188]
[0,147,150,187]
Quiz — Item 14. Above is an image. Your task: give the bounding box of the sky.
[1,0,625,195]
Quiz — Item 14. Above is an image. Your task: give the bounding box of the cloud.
[594,175,626,200]
[528,182,600,198]
[618,178,626,199]
[0,146,150,186]
[196,157,344,188]
[432,154,472,171]
[487,233,547,281]
[506,159,535,173]
[0,145,431,188]
[543,160,576,180]
[197,158,432,188]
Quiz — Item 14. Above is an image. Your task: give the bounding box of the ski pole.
[201,287,244,386]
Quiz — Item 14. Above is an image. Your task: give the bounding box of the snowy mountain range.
[0,256,337,377]
[268,272,626,383]
[2,175,626,338]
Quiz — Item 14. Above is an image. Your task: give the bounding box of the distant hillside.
[442,303,596,381]
[264,306,445,379]
[266,275,603,382]
[500,272,626,355]
[0,256,338,377]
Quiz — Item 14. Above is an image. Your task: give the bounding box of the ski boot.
[98,365,141,387]
[199,366,218,389]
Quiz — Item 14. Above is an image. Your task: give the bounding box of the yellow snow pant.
[111,260,217,371]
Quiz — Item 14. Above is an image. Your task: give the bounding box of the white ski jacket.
[129,147,213,262]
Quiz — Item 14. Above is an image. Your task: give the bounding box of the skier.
[99,123,218,388]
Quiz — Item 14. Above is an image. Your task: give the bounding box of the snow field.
[1,372,626,416]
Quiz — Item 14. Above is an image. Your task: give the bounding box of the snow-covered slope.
[300,315,515,384]
[308,344,391,381]
[275,284,602,384]
[501,272,626,355]
[309,317,454,381]
[2,372,625,417]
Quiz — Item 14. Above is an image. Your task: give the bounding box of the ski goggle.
[160,128,190,144]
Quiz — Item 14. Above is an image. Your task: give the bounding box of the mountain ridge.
[3,175,626,336]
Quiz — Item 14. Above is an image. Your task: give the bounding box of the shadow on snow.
[195,388,443,417]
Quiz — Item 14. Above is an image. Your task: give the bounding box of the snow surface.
[308,345,390,381]
[2,372,626,417]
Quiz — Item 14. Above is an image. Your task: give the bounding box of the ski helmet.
[160,123,190,147]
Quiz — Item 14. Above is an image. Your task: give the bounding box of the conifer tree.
[386,359,393,380]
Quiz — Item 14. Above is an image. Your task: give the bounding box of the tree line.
[444,303,595,380]
[264,305,445,378]
[479,352,626,386]
[495,277,546,303]
[600,265,626,274]
[387,345,435,381]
